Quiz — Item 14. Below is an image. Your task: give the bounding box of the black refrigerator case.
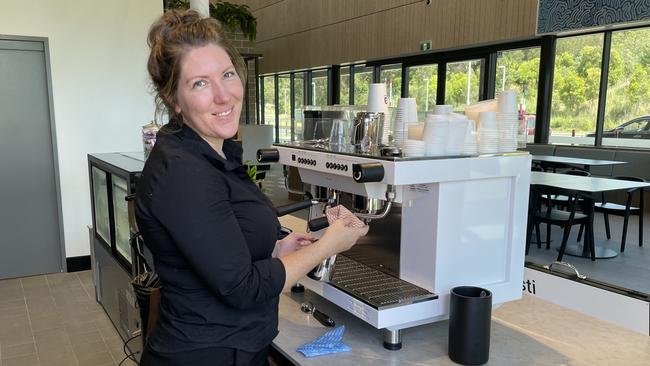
[88,152,144,354]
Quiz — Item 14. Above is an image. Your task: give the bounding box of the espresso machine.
[258,141,531,349]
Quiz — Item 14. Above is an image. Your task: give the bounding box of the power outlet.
[420,40,432,51]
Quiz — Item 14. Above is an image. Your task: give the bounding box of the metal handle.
[312,308,335,327]
[275,200,317,217]
[257,148,279,163]
[543,261,587,280]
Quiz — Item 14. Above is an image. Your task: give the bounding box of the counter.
[275,216,650,365]
[273,289,650,365]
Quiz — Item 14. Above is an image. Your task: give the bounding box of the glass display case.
[89,152,144,273]
[88,152,145,348]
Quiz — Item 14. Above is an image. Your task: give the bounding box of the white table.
[531,155,626,172]
[530,172,650,258]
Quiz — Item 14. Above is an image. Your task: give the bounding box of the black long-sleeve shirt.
[135,123,286,353]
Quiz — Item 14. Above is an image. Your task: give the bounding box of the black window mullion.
[484,53,497,100]
[436,62,446,105]
[372,66,380,83]
[254,57,260,124]
[330,66,340,105]
[306,71,313,106]
[535,35,556,144]
[290,73,295,141]
[258,76,266,125]
[274,75,279,143]
[349,66,355,105]
[244,61,250,124]
[595,31,612,147]
[402,65,409,98]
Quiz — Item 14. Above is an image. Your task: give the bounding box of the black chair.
[527,184,594,261]
[550,169,591,208]
[594,176,646,252]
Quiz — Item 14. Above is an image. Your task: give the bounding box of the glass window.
[294,73,305,141]
[550,34,603,145]
[353,65,373,106]
[277,75,291,143]
[311,69,329,106]
[340,66,350,105]
[496,47,541,143]
[263,75,276,140]
[445,59,482,112]
[603,28,650,148]
[407,64,438,121]
[380,64,402,109]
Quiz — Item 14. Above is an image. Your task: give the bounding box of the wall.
[0,0,162,258]
[234,0,539,73]
[538,0,650,34]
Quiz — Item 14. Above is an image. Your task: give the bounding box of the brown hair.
[147,9,247,124]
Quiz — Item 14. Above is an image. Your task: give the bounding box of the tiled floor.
[0,271,136,366]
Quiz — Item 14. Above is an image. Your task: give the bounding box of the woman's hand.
[320,216,369,256]
[273,232,315,258]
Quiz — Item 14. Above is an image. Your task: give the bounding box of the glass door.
[91,166,111,246]
[111,175,132,266]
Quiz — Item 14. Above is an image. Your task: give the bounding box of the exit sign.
[420,40,432,51]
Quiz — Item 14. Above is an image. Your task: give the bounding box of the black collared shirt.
[135,123,286,353]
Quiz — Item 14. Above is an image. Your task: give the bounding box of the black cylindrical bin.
[448,286,492,365]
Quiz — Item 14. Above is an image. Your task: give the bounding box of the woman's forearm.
[278,237,335,292]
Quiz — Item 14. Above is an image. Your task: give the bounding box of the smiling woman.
[174,44,244,155]
[136,9,368,366]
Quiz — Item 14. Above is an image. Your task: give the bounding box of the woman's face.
[175,43,243,145]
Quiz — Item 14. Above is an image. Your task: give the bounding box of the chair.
[527,184,594,261]
[550,169,591,208]
[594,176,646,252]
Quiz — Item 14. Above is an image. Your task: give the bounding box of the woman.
[136,9,368,366]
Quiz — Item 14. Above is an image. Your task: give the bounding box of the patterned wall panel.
[537,0,650,34]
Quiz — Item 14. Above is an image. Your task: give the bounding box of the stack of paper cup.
[478,111,499,154]
[394,98,417,146]
[402,139,426,157]
[432,104,453,115]
[422,114,449,156]
[497,90,517,114]
[497,112,518,152]
[447,114,469,155]
[368,83,388,114]
[496,90,518,152]
[462,120,478,155]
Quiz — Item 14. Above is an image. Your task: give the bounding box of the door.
[0,37,63,279]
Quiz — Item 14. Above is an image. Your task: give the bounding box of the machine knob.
[257,148,279,163]
[352,163,384,183]
[308,216,330,231]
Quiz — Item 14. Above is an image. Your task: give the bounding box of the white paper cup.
[368,83,388,113]
[497,90,517,114]
[407,123,425,140]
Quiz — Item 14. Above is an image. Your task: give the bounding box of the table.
[530,172,650,258]
[531,155,626,172]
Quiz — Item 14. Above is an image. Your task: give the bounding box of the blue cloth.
[296,325,351,357]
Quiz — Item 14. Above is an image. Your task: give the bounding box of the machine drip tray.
[329,255,437,310]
